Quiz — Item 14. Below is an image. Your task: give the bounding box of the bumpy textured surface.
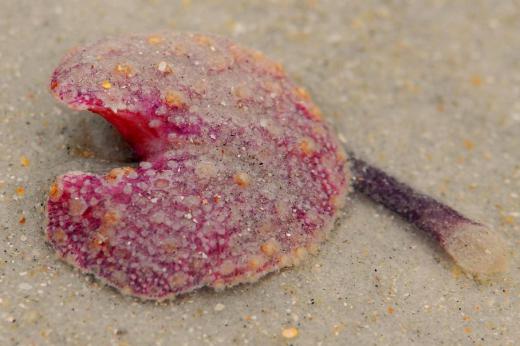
[47,32,349,299]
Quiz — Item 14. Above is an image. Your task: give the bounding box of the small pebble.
[282,327,299,339]
[18,283,32,291]
[214,303,225,312]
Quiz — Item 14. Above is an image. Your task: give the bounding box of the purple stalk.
[350,155,509,277]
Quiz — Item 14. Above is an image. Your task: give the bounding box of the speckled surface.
[47,32,349,299]
[1,0,519,345]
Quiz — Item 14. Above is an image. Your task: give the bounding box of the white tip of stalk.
[444,224,509,277]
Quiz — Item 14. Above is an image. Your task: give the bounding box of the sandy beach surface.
[1,1,519,345]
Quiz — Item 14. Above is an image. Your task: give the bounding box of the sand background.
[1,0,519,345]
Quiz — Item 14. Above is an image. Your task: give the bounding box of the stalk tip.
[444,224,509,277]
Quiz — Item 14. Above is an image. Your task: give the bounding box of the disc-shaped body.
[48,32,349,299]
